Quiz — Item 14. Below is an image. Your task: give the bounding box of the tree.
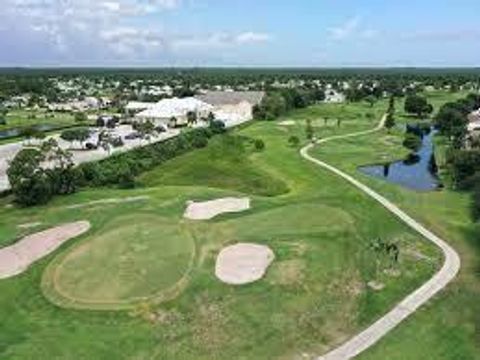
[404,95,433,118]
[20,126,40,145]
[288,135,300,147]
[385,113,396,132]
[209,120,226,134]
[403,133,422,152]
[7,148,52,206]
[97,130,115,154]
[186,111,197,126]
[365,95,377,108]
[435,107,467,138]
[41,139,78,195]
[472,183,480,221]
[305,119,314,141]
[74,112,88,123]
[207,111,216,124]
[388,96,395,114]
[134,120,155,142]
[60,128,91,149]
[169,116,178,128]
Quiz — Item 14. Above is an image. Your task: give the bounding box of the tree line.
[434,93,480,221]
[7,121,227,206]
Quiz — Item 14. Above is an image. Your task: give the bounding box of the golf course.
[0,95,477,360]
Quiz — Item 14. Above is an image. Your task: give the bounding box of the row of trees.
[436,94,480,221]
[7,121,227,206]
[253,88,325,120]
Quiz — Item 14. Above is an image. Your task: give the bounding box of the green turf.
[310,91,480,360]
[0,95,464,359]
[139,134,289,197]
[42,214,195,310]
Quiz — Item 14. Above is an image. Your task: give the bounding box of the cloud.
[328,16,379,42]
[172,32,272,50]
[0,0,270,65]
[236,32,272,44]
[328,16,361,40]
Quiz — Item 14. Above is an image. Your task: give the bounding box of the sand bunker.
[0,221,90,279]
[184,197,250,220]
[215,243,275,285]
[279,120,295,126]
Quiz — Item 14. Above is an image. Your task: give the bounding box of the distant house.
[324,90,345,103]
[468,109,480,133]
[468,109,480,123]
[195,91,265,126]
[134,97,213,127]
[125,101,156,115]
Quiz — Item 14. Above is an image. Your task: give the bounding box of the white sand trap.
[215,243,275,285]
[279,120,295,126]
[184,197,250,220]
[0,221,90,279]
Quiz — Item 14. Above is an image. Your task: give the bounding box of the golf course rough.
[42,214,195,310]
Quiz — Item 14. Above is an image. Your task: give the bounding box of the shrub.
[403,133,422,152]
[254,139,265,151]
[288,136,300,147]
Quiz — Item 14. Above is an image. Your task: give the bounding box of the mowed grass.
[0,98,447,359]
[312,91,480,360]
[139,134,289,197]
[1,109,77,130]
[42,214,195,310]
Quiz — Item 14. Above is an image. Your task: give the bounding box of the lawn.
[0,96,457,359]
[311,91,480,360]
[2,109,77,130]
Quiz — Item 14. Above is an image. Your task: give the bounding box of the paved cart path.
[300,115,461,360]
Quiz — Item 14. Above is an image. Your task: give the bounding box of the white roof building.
[135,97,213,125]
[125,101,156,112]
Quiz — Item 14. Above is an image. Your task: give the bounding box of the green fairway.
[310,92,480,360]
[0,95,463,359]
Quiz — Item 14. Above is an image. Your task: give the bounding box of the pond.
[0,124,58,140]
[358,129,442,191]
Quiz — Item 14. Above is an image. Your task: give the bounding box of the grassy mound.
[42,214,195,310]
[139,135,289,197]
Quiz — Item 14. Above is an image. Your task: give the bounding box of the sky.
[1,0,479,67]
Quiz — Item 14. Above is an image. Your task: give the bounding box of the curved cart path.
[300,115,461,360]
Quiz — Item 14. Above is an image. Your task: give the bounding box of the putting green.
[42,215,195,310]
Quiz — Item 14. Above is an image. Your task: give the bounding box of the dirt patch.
[184,197,250,220]
[269,259,305,286]
[367,281,385,291]
[0,221,90,279]
[215,243,275,285]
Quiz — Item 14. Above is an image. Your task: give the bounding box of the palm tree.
[186,111,197,127]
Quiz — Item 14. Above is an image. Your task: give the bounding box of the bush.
[254,139,265,151]
[77,127,215,188]
[472,183,480,221]
[403,133,422,152]
[288,136,300,147]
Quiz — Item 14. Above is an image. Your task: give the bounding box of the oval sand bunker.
[0,221,90,279]
[184,197,250,220]
[215,243,275,285]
